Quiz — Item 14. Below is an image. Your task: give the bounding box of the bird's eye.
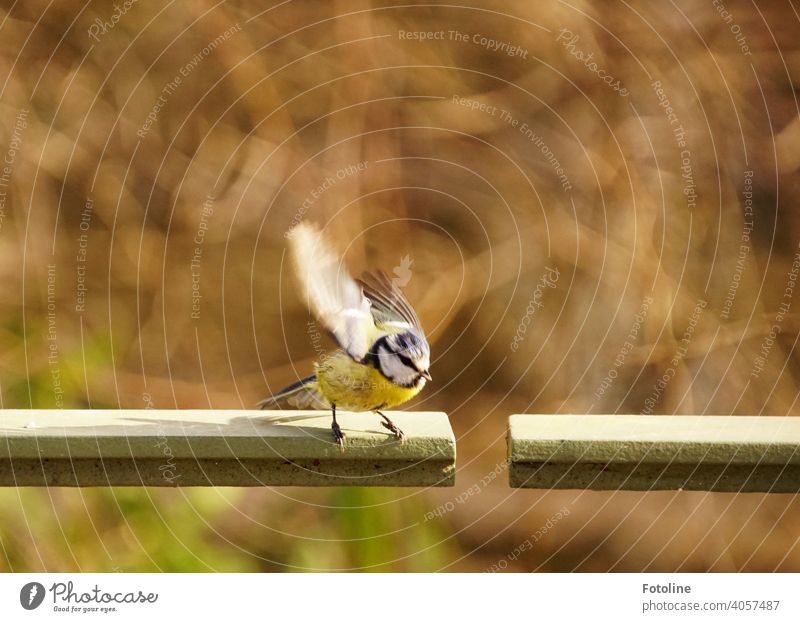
[397,353,418,372]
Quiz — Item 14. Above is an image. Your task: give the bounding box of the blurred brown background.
[0,0,799,571]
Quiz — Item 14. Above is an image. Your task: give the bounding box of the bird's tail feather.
[258,374,329,410]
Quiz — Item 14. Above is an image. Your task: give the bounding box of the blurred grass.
[0,0,799,571]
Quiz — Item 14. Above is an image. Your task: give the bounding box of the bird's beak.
[421,370,432,381]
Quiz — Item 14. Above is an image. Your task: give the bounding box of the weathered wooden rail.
[0,410,456,487]
[508,415,800,492]
[3,411,797,491]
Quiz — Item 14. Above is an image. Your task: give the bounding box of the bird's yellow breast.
[315,350,423,411]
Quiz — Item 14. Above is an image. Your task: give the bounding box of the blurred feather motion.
[259,223,432,446]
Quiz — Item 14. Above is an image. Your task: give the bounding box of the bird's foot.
[380,417,406,444]
[331,420,346,449]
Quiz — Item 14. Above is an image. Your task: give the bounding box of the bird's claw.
[381,420,406,444]
[332,421,346,449]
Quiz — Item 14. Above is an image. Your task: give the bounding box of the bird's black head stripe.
[364,335,389,375]
[397,353,419,372]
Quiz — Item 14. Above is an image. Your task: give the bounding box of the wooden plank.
[508,415,800,492]
[0,410,455,487]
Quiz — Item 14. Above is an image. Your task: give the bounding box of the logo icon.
[20,582,45,610]
[392,255,413,288]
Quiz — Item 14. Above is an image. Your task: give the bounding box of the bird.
[258,222,432,447]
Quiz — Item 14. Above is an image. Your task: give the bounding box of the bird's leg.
[331,403,346,448]
[377,411,405,444]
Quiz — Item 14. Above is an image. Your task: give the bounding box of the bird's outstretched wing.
[357,270,423,334]
[288,223,376,361]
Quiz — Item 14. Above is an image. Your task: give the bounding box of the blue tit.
[259,223,432,446]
